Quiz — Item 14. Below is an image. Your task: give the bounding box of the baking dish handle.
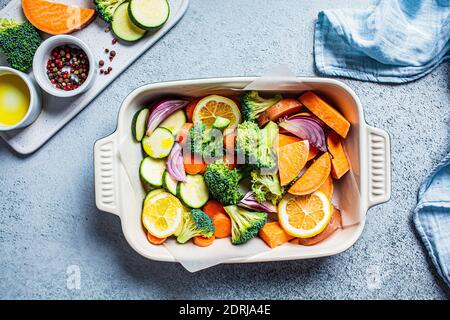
[94,132,120,216]
[366,125,391,208]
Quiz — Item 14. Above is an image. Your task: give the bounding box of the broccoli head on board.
[176,209,215,244]
[0,19,41,72]
[240,91,282,122]
[224,205,267,245]
[94,0,127,23]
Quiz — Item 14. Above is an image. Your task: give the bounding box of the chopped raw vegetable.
[289,153,331,195]
[259,222,294,248]
[176,209,215,244]
[94,0,127,23]
[239,192,277,213]
[0,19,41,72]
[146,99,190,136]
[224,205,267,245]
[299,92,350,138]
[327,131,350,179]
[279,115,326,152]
[142,127,174,158]
[250,170,283,205]
[166,142,186,182]
[240,91,282,122]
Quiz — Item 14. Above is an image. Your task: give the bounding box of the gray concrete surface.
[0,0,449,300]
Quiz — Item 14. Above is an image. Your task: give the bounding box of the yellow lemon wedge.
[193,95,241,130]
[142,191,183,238]
[278,191,332,238]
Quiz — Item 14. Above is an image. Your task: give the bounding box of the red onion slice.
[239,192,277,213]
[166,142,186,182]
[279,116,327,152]
[146,98,189,136]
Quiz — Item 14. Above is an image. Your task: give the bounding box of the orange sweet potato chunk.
[288,152,331,195]
[317,175,334,199]
[327,131,350,179]
[259,222,295,248]
[299,92,350,138]
[296,206,342,246]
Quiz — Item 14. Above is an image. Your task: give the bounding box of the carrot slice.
[259,222,295,248]
[202,200,226,218]
[22,0,96,35]
[327,131,350,179]
[258,98,303,126]
[288,152,331,195]
[147,232,166,245]
[317,175,334,199]
[278,140,309,186]
[296,206,342,246]
[183,153,207,175]
[299,92,350,138]
[176,123,194,145]
[212,213,232,238]
[193,235,215,247]
[185,100,199,123]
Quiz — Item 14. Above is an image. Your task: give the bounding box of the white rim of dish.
[32,35,96,98]
[0,66,37,131]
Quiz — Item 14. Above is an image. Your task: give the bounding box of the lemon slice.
[142,191,183,238]
[278,191,332,238]
[193,95,241,130]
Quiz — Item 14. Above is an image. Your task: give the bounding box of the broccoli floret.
[240,91,282,122]
[204,160,251,206]
[251,170,283,205]
[236,121,278,170]
[224,205,267,245]
[189,123,223,160]
[0,19,41,72]
[94,0,127,23]
[176,209,215,244]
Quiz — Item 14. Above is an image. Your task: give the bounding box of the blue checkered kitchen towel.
[414,153,450,288]
[314,0,450,83]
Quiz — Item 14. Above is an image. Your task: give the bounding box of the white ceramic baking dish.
[94,77,391,263]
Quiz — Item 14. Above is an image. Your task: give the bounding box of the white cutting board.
[0,0,189,155]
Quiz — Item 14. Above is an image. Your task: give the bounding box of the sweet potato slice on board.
[327,131,350,179]
[259,222,295,248]
[22,0,96,35]
[299,92,350,138]
[288,152,331,195]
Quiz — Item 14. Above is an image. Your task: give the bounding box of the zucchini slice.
[129,0,170,30]
[177,174,209,208]
[162,170,178,195]
[159,110,186,136]
[142,127,174,158]
[112,2,146,42]
[140,157,166,187]
[131,108,149,142]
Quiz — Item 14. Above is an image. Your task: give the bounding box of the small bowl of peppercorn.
[33,35,96,98]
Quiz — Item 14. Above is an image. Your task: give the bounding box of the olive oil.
[0,74,30,126]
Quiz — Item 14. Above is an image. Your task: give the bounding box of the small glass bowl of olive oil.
[0,67,41,131]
